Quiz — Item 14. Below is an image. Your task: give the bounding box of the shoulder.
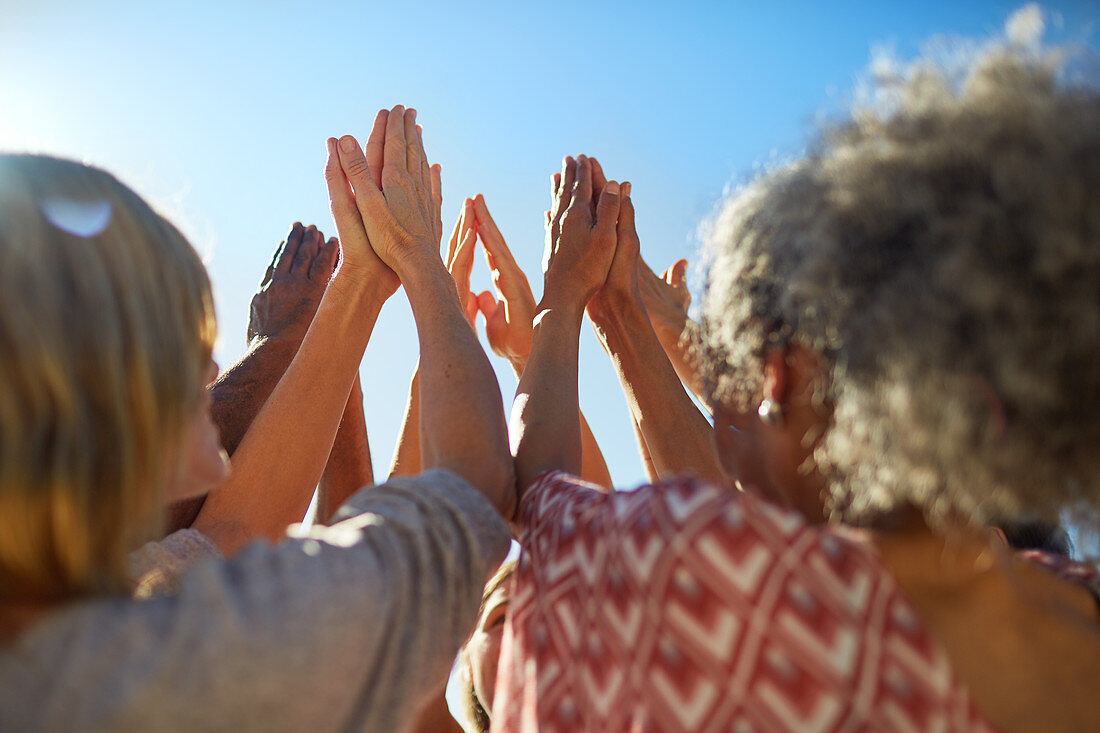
[1018,548,1100,595]
[517,472,886,601]
[519,471,814,551]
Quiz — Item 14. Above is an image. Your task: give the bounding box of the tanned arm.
[586,181,724,483]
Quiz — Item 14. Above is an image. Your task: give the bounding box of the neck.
[869,509,1006,592]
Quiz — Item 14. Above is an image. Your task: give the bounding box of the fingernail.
[622,182,632,196]
[326,137,337,152]
[339,136,357,153]
[606,181,619,194]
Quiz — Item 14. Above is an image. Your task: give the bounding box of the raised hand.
[542,155,621,311]
[331,106,513,516]
[586,178,642,326]
[445,198,480,326]
[641,256,709,406]
[580,172,724,483]
[248,223,339,346]
[326,105,444,285]
[641,257,691,339]
[471,194,537,370]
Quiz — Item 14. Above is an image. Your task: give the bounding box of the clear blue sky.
[3,1,1098,490]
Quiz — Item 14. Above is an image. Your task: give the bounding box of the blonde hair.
[456,558,517,733]
[699,13,1100,527]
[0,154,216,601]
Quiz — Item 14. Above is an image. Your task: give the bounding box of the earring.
[758,398,784,427]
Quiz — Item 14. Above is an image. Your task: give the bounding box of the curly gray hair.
[699,15,1100,526]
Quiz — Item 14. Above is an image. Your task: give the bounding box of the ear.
[782,344,823,407]
[762,348,789,405]
[763,344,824,410]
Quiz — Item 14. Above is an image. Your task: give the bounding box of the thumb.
[463,292,479,326]
[667,258,688,288]
[476,290,498,318]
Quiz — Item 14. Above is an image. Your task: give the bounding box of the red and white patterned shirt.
[492,472,1097,732]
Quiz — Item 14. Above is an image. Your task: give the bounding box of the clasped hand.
[325,105,444,294]
[446,194,538,371]
[540,155,647,327]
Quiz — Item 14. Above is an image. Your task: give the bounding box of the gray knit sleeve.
[0,469,511,733]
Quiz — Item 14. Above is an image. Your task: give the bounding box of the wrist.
[535,295,586,327]
[651,313,690,347]
[246,329,307,356]
[590,286,647,326]
[590,302,651,352]
[396,255,452,296]
[329,265,393,311]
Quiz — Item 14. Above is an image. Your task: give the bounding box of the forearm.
[404,264,514,516]
[579,411,612,489]
[193,274,386,555]
[508,359,610,490]
[598,304,725,483]
[210,336,301,454]
[388,366,421,477]
[631,414,660,482]
[317,375,374,524]
[165,335,300,532]
[653,318,710,410]
[512,301,585,498]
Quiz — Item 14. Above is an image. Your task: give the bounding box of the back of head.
[701,13,1100,529]
[0,154,216,602]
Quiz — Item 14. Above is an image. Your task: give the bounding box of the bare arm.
[388,198,483,480]
[512,156,621,495]
[168,225,338,533]
[333,106,514,516]
[192,269,392,555]
[191,117,403,555]
[388,366,422,478]
[578,411,612,489]
[641,257,710,408]
[586,182,725,484]
[631,414,659,482]
[316,374,374,524]
[472,194,612,489]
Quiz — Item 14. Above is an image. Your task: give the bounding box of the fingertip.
[338,134,359,154]
[622,181,632,197]
[477,290,496,309]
